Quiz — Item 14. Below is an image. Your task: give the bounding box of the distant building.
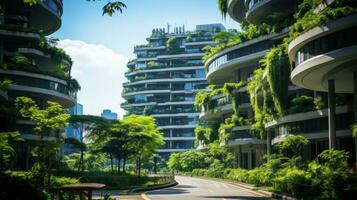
[64,103,83,155]
[65,103,83,140]
[101,109,118,120]
[121,24,225,158]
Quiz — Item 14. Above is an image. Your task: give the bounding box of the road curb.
[129,181,178,193]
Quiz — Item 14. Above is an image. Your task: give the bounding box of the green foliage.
[11,54,31,66]
[203,24,273,62]
[195,126,210,146]
[102,1,127,16]
[352,124,357,138]
[288,95,315,114]
[23,0,127,16]
[247,68,272,139]
[314,96,327,110]
[63,153,107,172]
[0,132,22,170]
[287,0,357,44]
[168,151,206,172]
[166,36,181,54]
[0,80,11,92]
[15,97,70,188]
[39,37,73,66]
[194,91,211,111]
[181,149,353,199]
[218,0,228,18]
[223,82,245,115]
[277,135,309,157]
[262,44,291,117]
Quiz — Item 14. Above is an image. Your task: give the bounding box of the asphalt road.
[140,176,269,200]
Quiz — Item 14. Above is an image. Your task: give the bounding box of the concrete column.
[267,131,271,155]
[353,72,357,164]
[328,79,336,149]
[0,39,3,64]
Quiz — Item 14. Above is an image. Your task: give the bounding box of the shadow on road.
[175,185,197,188]
[148,187,190,195]
[202,196,268,200]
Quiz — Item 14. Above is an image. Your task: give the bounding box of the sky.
[53,0,240,118]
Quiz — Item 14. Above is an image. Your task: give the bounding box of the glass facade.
[207,39,274,74]
[295,27,357,67]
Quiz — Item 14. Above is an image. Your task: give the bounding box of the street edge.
[129,181,178,193]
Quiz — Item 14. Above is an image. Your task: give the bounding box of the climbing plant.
[223,82,245,115]
[262,44,291,117]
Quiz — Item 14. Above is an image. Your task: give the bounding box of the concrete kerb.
[129,181,178,193]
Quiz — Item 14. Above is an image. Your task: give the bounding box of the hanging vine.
[262,44,291,117]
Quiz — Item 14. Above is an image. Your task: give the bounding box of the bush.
[288,95,314,114]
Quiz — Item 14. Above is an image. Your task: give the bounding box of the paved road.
[141,176,269,200]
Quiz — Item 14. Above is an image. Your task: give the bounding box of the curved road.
[141,176,269,200]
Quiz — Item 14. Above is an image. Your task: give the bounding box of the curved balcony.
[289,14,357,93]
[245,0,295,24]
[5,0,63,35]
[123,77,206,86]
[0,70,75,108]
[228,0,246,23]
[265,106,353,144]
[205,35,275,84]
[126,66,204,77]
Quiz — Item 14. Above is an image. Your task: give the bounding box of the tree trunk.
[122,157,126,173]
[79,124,84,172]
[117,158,121,174]
[138,157,141,178]
[110,153,114,174]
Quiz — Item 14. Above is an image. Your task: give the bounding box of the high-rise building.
[0,0,77,169]
[101,109,118,120]
[122,24,225,158]
[65,103,83,140]
[199,0,356,168]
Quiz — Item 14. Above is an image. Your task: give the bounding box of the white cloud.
[58,39,129,118]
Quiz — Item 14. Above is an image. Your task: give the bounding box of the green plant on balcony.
[194,91,212,111]
[288,96,315,114]
[223,82,245,115]
[262,44,291,117]
[352,124,357,138]
[147,61,158,69]
[286,0,357,44]
[0,24,42,34]
[195,126,210,146]
[38,37,73,66]
[314,96,327,110]
[1,54,68,80]
[134,76,146,82]
[166,36,181,54]
[0,80,11,93]
[247,68,273,139]
[203,23,273,62]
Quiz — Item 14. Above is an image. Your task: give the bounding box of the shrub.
[288,95,315,114]
[277,135,309,157]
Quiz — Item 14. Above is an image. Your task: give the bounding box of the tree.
[166,36,181,54]
[0,132,22,170]
[15,97,70,188]
[278,135,309,158]
[24,0,127,16]
[121,115,164,177]
[69,115,110,172]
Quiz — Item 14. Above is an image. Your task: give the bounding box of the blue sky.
[54,0,240,117]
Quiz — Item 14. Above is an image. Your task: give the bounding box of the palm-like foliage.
[218,0,228,19]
